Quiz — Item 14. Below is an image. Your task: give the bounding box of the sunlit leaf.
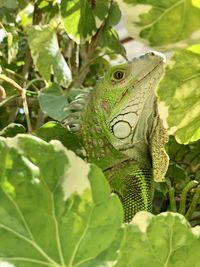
[0,134,123,267]
[117,0,200,48]
[157,46,200,144]
[115,211,200,267]
[28,25,71,85]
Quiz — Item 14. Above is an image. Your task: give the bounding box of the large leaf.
[0,134,123,266]
[115,211,200,267]
[28,25,71,85]
[117,0,200,48]
[0,135,200,266]
[157,46,200,144]
[61,0,110,44]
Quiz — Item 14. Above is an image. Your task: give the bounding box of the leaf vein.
[68,207,94,267]
[0,223,60,267]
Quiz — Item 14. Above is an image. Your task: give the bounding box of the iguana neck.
[81,93,129,169]
[104,160,153,222]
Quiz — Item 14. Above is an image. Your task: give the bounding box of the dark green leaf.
[100,28,126,57]
[38,83,69,121]
[0,123,26,137]
[106,1,122,28]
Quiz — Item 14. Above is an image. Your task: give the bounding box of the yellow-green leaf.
[157,47,200,144]
[117,0,200,48]
[28,25,71,85]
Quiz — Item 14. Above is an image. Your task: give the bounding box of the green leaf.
[118,0,200,48]
[100,28,126,57]
[0,134,123,266]
[34,121,82,152]
[106,1,122,28]
[0,123,26,137]
[61,0,109,44]
[28,25,71,85]
[157,47,200,144]
[38,83,69,121]
[115,211,200,267]
[167,164,189,189]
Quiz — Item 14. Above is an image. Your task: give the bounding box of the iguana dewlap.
[67,51,169,222]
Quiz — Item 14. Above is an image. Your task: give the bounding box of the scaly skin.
[80,52,166,222]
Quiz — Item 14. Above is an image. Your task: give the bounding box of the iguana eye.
[112,70,125,81]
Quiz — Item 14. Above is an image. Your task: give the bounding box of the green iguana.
[64,51,169,222]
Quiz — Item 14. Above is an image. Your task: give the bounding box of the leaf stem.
[168,187,177,212]
[0,94,18,107]
[185,185,200,220]
[25,78,45,91]
[0,74,33,132]
[0,74,23,95]
[3,68,39,91]
[179,180,199,215]
[21,88,32,132]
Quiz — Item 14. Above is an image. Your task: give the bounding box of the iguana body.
[66,51,169,222]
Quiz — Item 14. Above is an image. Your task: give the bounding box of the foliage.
[0,135,200,267]
[154,136,200,225]
[157,47,200,144]
[117,0,200,48]
[0,0,200,266]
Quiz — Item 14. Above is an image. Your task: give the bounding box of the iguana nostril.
[150,51,156,56]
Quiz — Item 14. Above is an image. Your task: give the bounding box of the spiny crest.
[62,87,92,133]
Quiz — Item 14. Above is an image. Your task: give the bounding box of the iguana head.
[81,51,168,181]
[95,51,165,153]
